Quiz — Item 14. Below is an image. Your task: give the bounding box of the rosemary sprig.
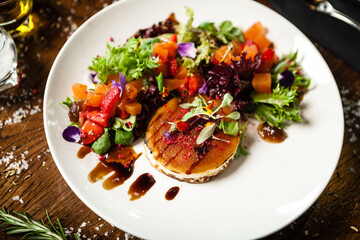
[0,206,80,240]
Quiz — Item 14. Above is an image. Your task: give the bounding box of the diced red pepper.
[168,58,178,77]
[80,120,104,145]
[169,34,177,43]
[188,74,202,96]
[86,110,110,128]
[258,48,275,72]
[100,86,121,117]
[116,108,130,119]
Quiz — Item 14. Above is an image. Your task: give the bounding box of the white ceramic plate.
[44,0,344,239]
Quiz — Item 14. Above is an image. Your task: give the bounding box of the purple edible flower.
[278,70,295,87]
[177,42,197,58]
[111,73,126,95]
[198,81,208,95]
[163,131,171,140]
[89,73,101,84]
[62,126,81,142]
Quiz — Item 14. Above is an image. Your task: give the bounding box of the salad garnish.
[62,7,311,158]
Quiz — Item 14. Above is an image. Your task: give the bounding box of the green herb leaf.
[113,115,136,131]
[114,129,134,146]
[198,22,217,33]
[217,21,244,44]
[156,72,163,93]
[179,96,207,109]
[218,119,239,136]
[181,107,205,122]
[235,122,248,157]
[60,97,72,108]
[225,111,240,120]
[91,128,111,154]
[196,123,217,145]
[0,206,79,240]
[213,93,233,114]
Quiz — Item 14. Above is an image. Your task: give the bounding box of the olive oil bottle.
[0,0,33,31]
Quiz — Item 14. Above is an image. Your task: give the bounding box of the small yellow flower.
[205,122,214,127]
[161,87,169,98]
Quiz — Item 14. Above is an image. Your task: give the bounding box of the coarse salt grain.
[12,196,24,204]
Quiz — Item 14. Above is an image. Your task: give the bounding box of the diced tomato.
[72,83,88,101]
[169,34,177,43]
[79,111,86,126]
[252,73,272,94]
[80,120,104,145]
[116,108,130,119]
[86,92,103,107]
[124,101,142,115]
[177,78,189,95]
[86,110,110,127]
[188,74,202,96]
[259,48,275,72]
[100,86,121,116]
[168,58,178,77]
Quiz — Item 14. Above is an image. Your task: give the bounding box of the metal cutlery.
[304,0,360,31]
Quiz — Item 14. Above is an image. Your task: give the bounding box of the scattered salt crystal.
[104,231,108,236]
[125,232,134,240]
[12,196,24,203]
[80,222,87,228]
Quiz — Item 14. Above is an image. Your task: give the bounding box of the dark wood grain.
[0,0,359,239]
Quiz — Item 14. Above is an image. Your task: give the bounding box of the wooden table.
[0,0,359,239]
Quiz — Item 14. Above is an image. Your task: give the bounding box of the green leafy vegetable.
[253,103,301,128]
[61,97,72,108]
[155,72,163,93]
[113,115,136,131]
[178,6,196,42]
[196,123,217,145]
[251,84,298,108]
[0,206,80,240]
[218,21,244,44]
[235,123,248,157]
[224,111,240,120]
[114,129,134,146]
[91,128,111,154]
[89,37,158,83]
[218,120,239,136]
[179,96,207,109]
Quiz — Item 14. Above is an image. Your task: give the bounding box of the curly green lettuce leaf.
[89,37,158,83]
[251,84,298,108]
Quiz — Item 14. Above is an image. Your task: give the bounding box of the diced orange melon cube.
[95,84,111,95]
[231,40,243,56]
[164,78,188,92]
[125,101,142,115]
[252,73,272,94]
[242,44,259,61]
[254,34,271,52]
[86,92,103,107]
[128,79,143,91]
[244,22,265,41]
[72,83,88,100]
